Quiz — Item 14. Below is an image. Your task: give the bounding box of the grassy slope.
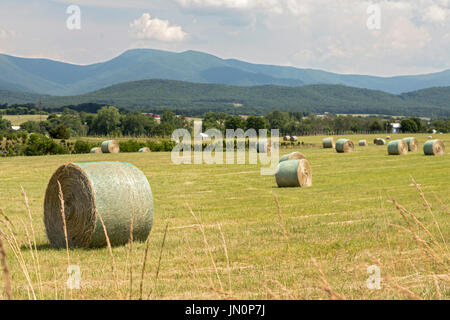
[3,115,48,126]
[0,133,448,300]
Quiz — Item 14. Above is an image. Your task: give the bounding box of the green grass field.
[0,134,448,300]
[3,115,48,126]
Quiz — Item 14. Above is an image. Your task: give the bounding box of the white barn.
[391,123,401,134]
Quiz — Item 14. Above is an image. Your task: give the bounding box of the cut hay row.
[388,140,408,155]
[44,162,154,248]
[335,139,354,153]
[275,159,312,188]
[322,137,335,149]
[403,137,419,152]
[101,140,120,154]
[424,140,445,156]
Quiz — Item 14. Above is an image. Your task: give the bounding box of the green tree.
[245,116,267,131]
[224,116,245,130]
[400,118,419,133]
[266,110,289,130]
[0,115,11,131]
[49,125,71,139]
[121,112,156,136]
[58,109,87,136]
[91,106,122,136]
[410,117,424,132]
[369,120,383,132]
[21,121,47,134]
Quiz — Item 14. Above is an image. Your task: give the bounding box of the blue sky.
[0,0,449,76]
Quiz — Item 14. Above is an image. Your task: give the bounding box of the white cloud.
[387,17,432,50]
[424,5,448,22]
[176,0,283,13]
[129,13,187,42]
[0,27,18,39]
[286,0,312,16]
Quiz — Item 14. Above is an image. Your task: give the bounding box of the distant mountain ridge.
[2,79,448,117]
[0,48,450,95]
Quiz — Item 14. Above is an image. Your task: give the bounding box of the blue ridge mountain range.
[1,48,450,96]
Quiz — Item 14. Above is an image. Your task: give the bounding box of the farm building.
[391,122,401,134]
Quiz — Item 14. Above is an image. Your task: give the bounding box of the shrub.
[146,140,176,152]
[74,140,98,154]
[119,140,146,153]
[49,125,71,139]
[23,134,69,156]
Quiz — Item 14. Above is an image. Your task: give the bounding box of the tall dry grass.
[0,179,448,300]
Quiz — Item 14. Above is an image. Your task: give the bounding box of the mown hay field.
[0,134,449,300]
[3,115,49,126]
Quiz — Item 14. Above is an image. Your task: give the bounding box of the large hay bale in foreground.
[90,147,102,154]
[403,137,419,152]
[139,147,151,153]
[322,137,335,149]
[388,140,408,155]
[279,152,306,163]
[44,162,154,248]
[335,139,354,153]
[275,159,312,188]
[424,140,445,156]
[257,140,271,153]
[359,140,368,147]
[101,140,120,154]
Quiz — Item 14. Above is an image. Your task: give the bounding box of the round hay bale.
[388,139,408,155]
[403,137,419,152]
[90,147,102,154]
[257,140,271,153]
[101,140,120,154]
[359,140,368,147]
[335,139,354,153]
[374,138,386,145]
[290,136,298,142]
[424,140,445,156]
[283,136,291,142]
[322,137,335,149]
[279,152,306,163]
[139,147,151,153]
[275,159,312,188]
[386,136,391,140]
[428,136,433,139]
[44,162,154,248]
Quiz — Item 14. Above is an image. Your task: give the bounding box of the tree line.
[1,107,450,140]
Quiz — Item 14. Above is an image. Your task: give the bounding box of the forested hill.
[19,80,449,117]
